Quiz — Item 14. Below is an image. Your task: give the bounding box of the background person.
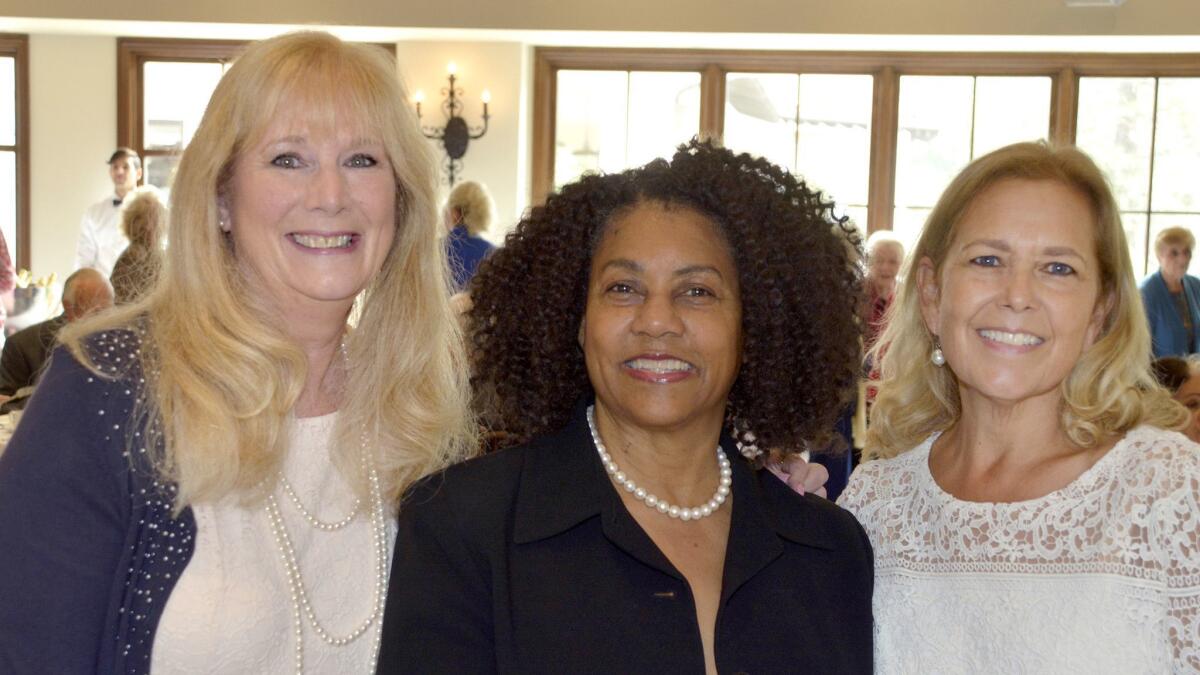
[1141,226,1200,357]
[0,268,113,400]
[1152,355,1200,444]
[110,187,168,304]
[76,147,141,277]
[862,230,905,349]
[0,32,474,673]
[840,142,1199,673]
[379,141,873,674]
[443,180,496,290]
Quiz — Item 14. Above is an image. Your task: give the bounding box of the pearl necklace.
[586,405,731,521]
[264,344,388,674]
[278,475,363,531]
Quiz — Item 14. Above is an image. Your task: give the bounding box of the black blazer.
[378,409,874,674]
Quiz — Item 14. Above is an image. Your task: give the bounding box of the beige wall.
[4,0,1200,35]
[28,34,115,279]
[395,41,530,245]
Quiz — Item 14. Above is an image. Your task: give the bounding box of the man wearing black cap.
[75,147,141,277]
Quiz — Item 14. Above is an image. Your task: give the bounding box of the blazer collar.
[512,402,840,586]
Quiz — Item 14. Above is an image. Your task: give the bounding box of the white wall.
[28,34,114,279]
[394,41,530,245]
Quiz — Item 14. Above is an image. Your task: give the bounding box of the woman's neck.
[869,276,895,300]
[591,403,726,505]
[284,313,349,418]
[932,388,1110,501]
[1163,270,1185,293]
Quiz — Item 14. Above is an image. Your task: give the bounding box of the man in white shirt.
[75,147,142,277]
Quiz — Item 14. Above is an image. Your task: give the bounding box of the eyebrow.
[265,135,382,147]
[600,258,726,280]
[962,238,1086,261]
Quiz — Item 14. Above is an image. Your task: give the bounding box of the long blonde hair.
[445,180,495,235]
[119,187,167,249]
[866,142,1186,459]
[63,31,477,508]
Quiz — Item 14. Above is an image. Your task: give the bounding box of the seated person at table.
[379,141,873,674]
[0,268,113,398]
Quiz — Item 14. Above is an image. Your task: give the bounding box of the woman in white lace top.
[839,142,1200,673]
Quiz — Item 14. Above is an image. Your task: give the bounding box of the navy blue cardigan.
[0,331,195,674]
[1140,271,1200,357]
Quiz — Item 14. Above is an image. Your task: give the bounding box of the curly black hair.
[467,139,863,457]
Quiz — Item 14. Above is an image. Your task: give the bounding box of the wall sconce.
[414,61,491,186]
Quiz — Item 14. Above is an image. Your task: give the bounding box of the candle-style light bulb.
[481,89,492,104]
[447,61,457,76]
[413,90,425,104]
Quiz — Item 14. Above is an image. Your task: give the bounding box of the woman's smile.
[622,354,697,383]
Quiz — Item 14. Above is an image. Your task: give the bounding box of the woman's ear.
[917,256,940,334]
[217,195,232,233]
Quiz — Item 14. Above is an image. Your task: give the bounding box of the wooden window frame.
[117,38,249,169]
[0,34,29,269]
[117,38,397,180]
[533,48,1200,235]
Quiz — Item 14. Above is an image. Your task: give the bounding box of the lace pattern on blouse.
[839,426,1200,674]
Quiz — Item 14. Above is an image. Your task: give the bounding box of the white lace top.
[151,413,394,673]
[839,425,1200,674]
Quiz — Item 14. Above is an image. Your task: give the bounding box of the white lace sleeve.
[1158,439,1200,672]
[836,465,871,513]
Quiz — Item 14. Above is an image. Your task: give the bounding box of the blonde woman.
[443,179,496,289]
[110,187,168,304]
[838,142,1200,672]
[0,32,475,674]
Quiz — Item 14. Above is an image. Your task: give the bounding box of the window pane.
[895,76,974,211]
[1146,214,1200,278]
[1121,212,1150,279]
[723,73,872,214]
[554,70,699,190]
[554,71,629,189]
[143,61,225,151]
[841,206,868,244]
[0,151,13,262]
[892,206,931,256]
[1150,78,1200,213]
[723,73,800,173]
[0,56,13,147]
[144,154,181,196]
[1076,77,1155,213]
[796,74,873,209]
[972,76,1051,156]
[625,71,701,168]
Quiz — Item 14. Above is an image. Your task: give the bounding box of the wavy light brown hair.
[64,31,477,508]
[468,140,863,457]
[445,180,495,236]
[866,141,1186,459]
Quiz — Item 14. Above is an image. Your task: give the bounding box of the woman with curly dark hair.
[378,140,874,674]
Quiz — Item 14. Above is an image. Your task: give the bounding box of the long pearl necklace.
[264,345,388,675]
[587,405,732,521]
[279,475,363,531]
